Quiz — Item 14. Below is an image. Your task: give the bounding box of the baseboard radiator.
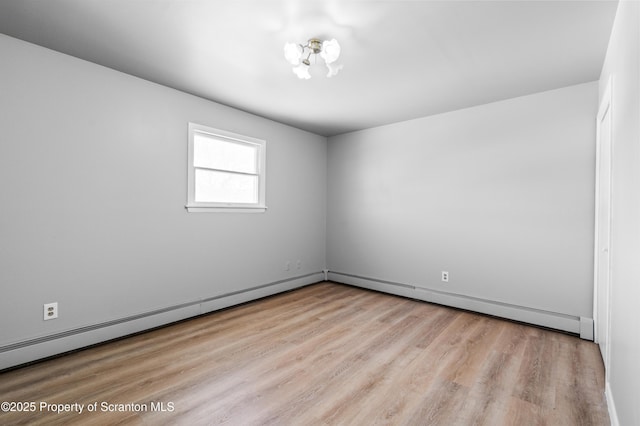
[328,271,594,340]
[1,271,594,371]
[0,272,324,371]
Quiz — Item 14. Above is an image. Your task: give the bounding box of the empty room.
[0,1,638,425]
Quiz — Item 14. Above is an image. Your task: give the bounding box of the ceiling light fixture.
[284,38,343,80]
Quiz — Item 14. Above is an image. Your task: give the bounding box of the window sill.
[185,205,267,213]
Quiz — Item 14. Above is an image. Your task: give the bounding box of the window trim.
[186,123,266,213]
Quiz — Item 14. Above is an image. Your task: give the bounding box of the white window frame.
[186,123,266,213]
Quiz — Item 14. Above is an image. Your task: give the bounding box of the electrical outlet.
[441,271,449,283]
[43,302,58,320]
[296,260,301,270]
[284,261,291,271]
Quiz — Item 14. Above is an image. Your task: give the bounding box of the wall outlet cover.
[43,302,58,320]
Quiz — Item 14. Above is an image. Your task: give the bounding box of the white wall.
[327,82,597,333]
[598,1,640,424]
[0,34,327,369]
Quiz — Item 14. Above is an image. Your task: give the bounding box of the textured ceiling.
[0,0,618,136]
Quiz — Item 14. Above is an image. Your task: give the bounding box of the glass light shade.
[326,62,343,78]
[320,38,340,64]
[292,64,311,79]
[284,42,302,65]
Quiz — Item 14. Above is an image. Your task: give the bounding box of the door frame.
[593,75,613,377]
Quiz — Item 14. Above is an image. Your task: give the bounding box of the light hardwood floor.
[0,282,609,425]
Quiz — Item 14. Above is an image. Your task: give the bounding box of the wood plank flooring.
[0,282,609,425]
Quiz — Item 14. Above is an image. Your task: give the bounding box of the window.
[186,123,266,212]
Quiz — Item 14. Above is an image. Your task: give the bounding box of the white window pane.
[194,169,258,204]
[194,133,258,174]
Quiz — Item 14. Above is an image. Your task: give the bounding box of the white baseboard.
[579,317,594,341]
[0,273,323,371]
[606,381,620,426]
[329,272,584,335]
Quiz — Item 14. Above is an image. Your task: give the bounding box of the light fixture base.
[308,38,323,54]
